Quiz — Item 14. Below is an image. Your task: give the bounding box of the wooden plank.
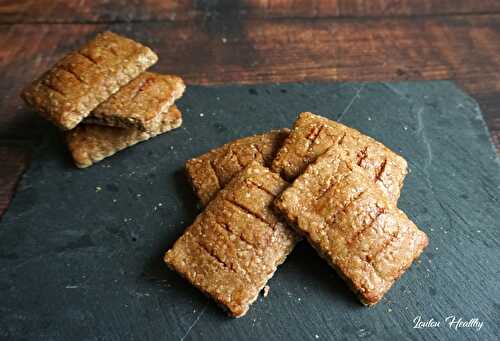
[2,0,500,23]
[0,145,29,218]
[470,92,500,154]
[335,0,500,17]
[0,0,192,23]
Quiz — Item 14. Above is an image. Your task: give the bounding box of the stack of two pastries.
[21,31,185,168]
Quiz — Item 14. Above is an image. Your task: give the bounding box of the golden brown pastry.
[275,147,428,306]
[272,112,407,203]
[186,129,289,205]
[21,31,158,130]
[85,72,185,131]
[165,162,300,317]
[66,105,182,168]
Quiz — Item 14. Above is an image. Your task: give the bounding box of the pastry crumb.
[263,285,270,298]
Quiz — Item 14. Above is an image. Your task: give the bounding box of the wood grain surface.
[0,145,30,217]
[1,0,500,217]
[2,0,500,23]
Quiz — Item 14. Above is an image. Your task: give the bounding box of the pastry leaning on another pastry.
[65,71,185,168]
[67,105,183,168]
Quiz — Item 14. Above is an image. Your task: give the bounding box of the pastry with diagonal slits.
[84,72,185,131]
[186,129,289,206]
[165,161,300,317]
[275,147,428,305]
[66,105,182,168]
[21,31,158,130]
[272,112,408,204]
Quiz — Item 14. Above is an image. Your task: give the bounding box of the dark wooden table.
[1,0,500,217]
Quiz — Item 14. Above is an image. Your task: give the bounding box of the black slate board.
[1,81,499,341]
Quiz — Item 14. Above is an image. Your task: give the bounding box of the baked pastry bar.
[66,105,182,168]
[165,162,300,317]
[84,72,185,131]
[275,147,428,305]
[272,112,407,203]
[21,31,158,130]
[186,129,289,205]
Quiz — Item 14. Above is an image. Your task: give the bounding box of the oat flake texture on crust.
[66,105,182,168]
[165,161,300,317]
[275,147,428,306]
[272,112,408,204]
[84,72,185,132]
[21,31,158,130]
[185,129,289,206]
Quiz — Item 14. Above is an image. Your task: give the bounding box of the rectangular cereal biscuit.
[21,31,158,130]
[165,162,300,317]
[66,105,182,168]
[275,147,428,305]
[272,112,407,203]
[84,72,185,131]
[186,129,289,205]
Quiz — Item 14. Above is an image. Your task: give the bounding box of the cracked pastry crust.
[272,112,408,204]
[66,105,182,168]
[275,147,428,306]
[84,72,185,131]
[21,31,158,130]
[185,129,289,206]
[165,162,300,317]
